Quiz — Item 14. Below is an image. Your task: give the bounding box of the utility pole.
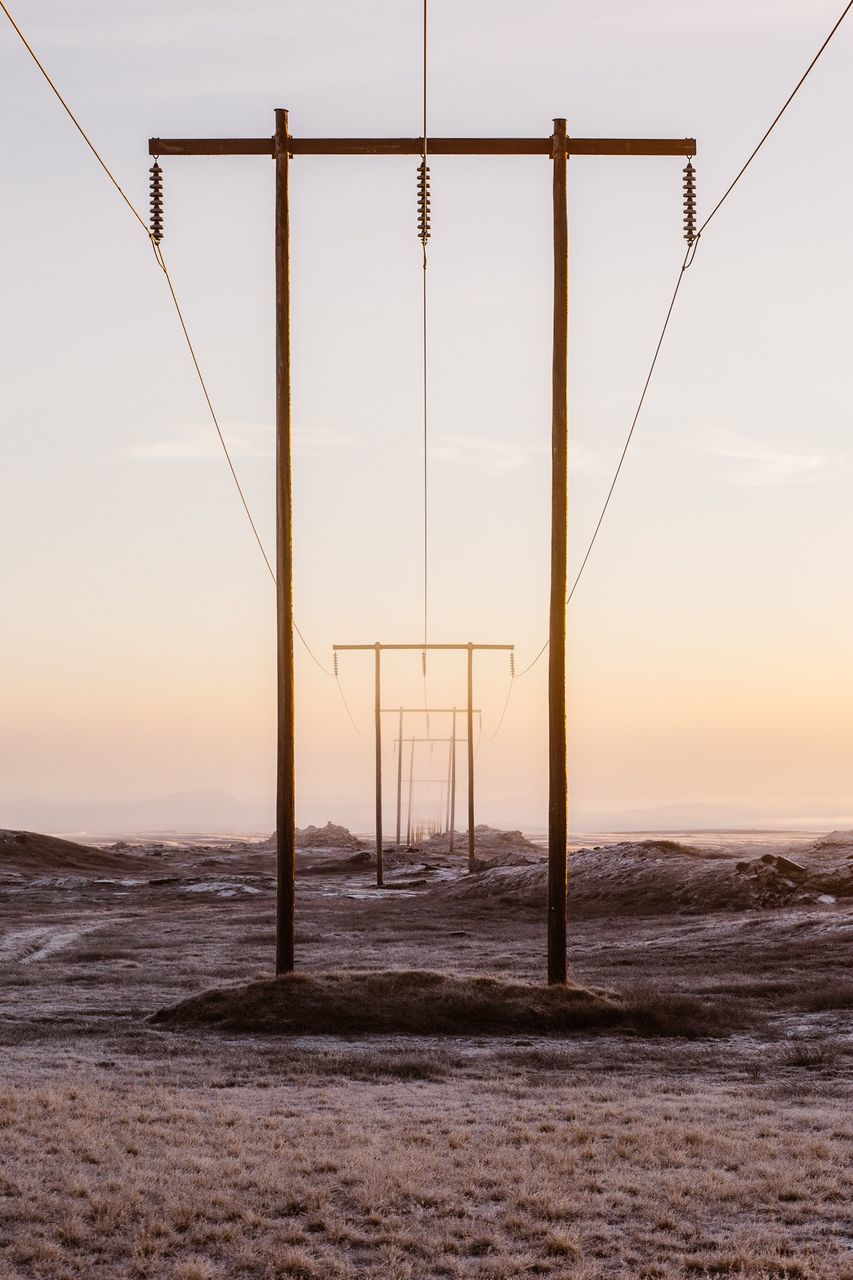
[381,707,478,848]
[406,737,415,846]
[395,706,403,846]
[274,108,295,975]
[335,643,512,882]
[396,736,467,848]
[373,643,383,887]
[449,707,457,851]
[548,119,569,985]
[150,118,694,982]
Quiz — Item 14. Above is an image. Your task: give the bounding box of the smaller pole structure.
[406,737,415,846]
[445,738,452,832]
[336,644,510,867]
[374,643,383,887]
[467,644,475,871]
[395,706,404,846]
[449,707,457,851]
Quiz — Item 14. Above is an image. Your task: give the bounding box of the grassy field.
[1,830,851,1278]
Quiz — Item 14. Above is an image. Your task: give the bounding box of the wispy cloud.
[126,423,350,462]
[694,425,847,488]
[429,434,538,472]
[127,423,272,462]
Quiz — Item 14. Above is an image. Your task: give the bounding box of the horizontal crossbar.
[381,707,480,713]
[397,738,468,744]
[149,136,696,159]
[333,643,514,651]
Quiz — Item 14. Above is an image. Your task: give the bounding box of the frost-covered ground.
[1,826,851,1278]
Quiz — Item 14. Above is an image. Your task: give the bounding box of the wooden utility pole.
[396,743,453,839]
[406,737,415,846]
[274,109,295,975]
[381,706,477,849]
[395,707,404,846]
[466,644,476,871]
[449,707,457,851]
[150,118,693,981]
[373,643,384,886]
[335,642,511,876]
[548,119,569,985]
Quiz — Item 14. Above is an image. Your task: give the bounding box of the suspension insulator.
[421,650,427,676]
[417,161,431,245]
[149,160,164,244]
[682,161,697,245]
[509,652,515,678]
[333,652,339,678]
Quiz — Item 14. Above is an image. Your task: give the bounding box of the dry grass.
[150,971,747,1039]
[1,1072,851,1279]
[2,832,851,1278]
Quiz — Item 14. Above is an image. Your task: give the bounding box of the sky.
[1,0,852,834]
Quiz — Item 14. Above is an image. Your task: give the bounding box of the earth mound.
[430,840,853,917]
[404,825,543,868]
[151,970,617,1035]
[256,823,365,852]
[150,971,743,1039]
[298,822,364,850]
[0,829,145,874]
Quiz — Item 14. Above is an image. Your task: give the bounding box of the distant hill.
[0,829,147,873]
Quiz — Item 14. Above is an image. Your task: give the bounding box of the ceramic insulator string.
[682,161,697,245]
[417,161,431,245]
[149,160,164,244]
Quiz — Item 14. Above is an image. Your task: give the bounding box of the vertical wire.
[421,0,429,720]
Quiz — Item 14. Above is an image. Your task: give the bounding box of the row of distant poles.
[389,709,478,850]
[147,111,696,983]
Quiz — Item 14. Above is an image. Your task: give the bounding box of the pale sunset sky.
[1,0,852,833]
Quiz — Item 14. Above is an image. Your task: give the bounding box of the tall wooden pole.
[445,739,452,832]
[548,118,569,985]
[274,108,295,976]
[374,642,383,886]
[467,645,475,871]
[406,737,415,846]
[449,707,457,852]
[395,707,403,845]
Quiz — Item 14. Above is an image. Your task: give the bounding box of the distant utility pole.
[333,643,512,881]
[150,117,694,983]
[382,708,479,851]
[394,735,470,848]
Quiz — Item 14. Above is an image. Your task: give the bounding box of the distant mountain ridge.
[0,790,272,835]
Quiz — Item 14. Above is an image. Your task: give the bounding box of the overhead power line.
[513,0,853,677]
[5,0,851,710]
[697,0,853,238]
[0,0,354,704]
[0,0,149,235]
[564,0,853,610]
